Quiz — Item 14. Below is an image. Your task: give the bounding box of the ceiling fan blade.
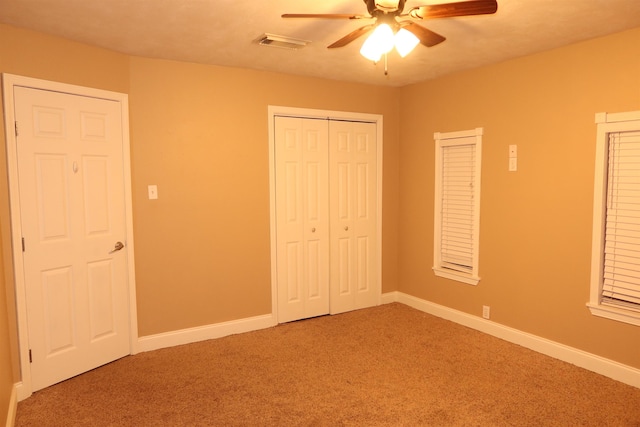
[328,24,376,48]
[407,0,498,20]
[402,22,446,47]
[282,13,370,20]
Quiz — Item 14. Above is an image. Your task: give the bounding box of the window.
[433,128,482,285]
[589,111,640,326]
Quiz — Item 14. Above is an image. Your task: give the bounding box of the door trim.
[268,105,383,323]
[2,73,139,400]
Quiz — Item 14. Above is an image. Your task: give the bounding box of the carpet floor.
[15,303,640,426]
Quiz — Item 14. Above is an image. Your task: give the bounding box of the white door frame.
[268,105,383,323]
[2,74,139,400]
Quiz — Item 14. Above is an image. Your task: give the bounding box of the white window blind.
[602,130,640,311]
[433,128,482,286]
[441,143,476,273]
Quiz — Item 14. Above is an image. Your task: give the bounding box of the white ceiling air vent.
[256,33,310,50]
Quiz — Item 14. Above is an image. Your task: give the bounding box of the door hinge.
[14,121,18,137]
[29,349,32,363]
[22,237,25,252]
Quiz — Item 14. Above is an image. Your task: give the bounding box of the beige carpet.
[15,303,640,426]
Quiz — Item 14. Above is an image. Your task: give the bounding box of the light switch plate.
[148,185,158,200]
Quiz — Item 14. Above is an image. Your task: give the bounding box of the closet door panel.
[330,121,378,314]
[275,117,330,322]
[354,129,376,302]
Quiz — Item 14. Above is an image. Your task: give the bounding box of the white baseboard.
[5,383,17,427]
[135,293,637,389]
[380,291,398,305]
[137,313,277,353]
[14,382,29,403]
[381,291,640,389]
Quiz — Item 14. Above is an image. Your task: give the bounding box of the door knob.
[311,227,316,233]
[344,226,349,231]
[110,241,125,254]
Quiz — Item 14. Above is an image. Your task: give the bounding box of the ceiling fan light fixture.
[359,40,382,62]
[359,23,394,61]
[394,28,419,57]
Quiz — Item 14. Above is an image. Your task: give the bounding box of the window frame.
[433,128,483,286]
[588,111,640,326]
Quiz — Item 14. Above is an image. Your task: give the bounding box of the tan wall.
[398,27,640,368]
[0,23,401,346]
[0,225,12,425]
[129,58,400,336]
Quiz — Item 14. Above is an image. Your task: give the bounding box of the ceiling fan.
[282,0,498,59]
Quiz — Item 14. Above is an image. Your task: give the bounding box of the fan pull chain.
[384,53,388,76]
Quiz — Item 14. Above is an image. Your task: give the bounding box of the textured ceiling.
[1,0,640,87]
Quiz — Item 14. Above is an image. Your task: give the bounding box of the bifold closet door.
[329,120,378,314]
[275,117,330,323]
[274,116,378,323]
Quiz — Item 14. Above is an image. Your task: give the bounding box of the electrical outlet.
[482,305,490,319]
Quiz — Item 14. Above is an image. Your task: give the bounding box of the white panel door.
[275,117,330,323]
[14,86,130,391]
[329,120,378,314]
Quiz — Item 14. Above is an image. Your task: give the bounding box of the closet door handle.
[311,227,316,233]
[344,226,349,231]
